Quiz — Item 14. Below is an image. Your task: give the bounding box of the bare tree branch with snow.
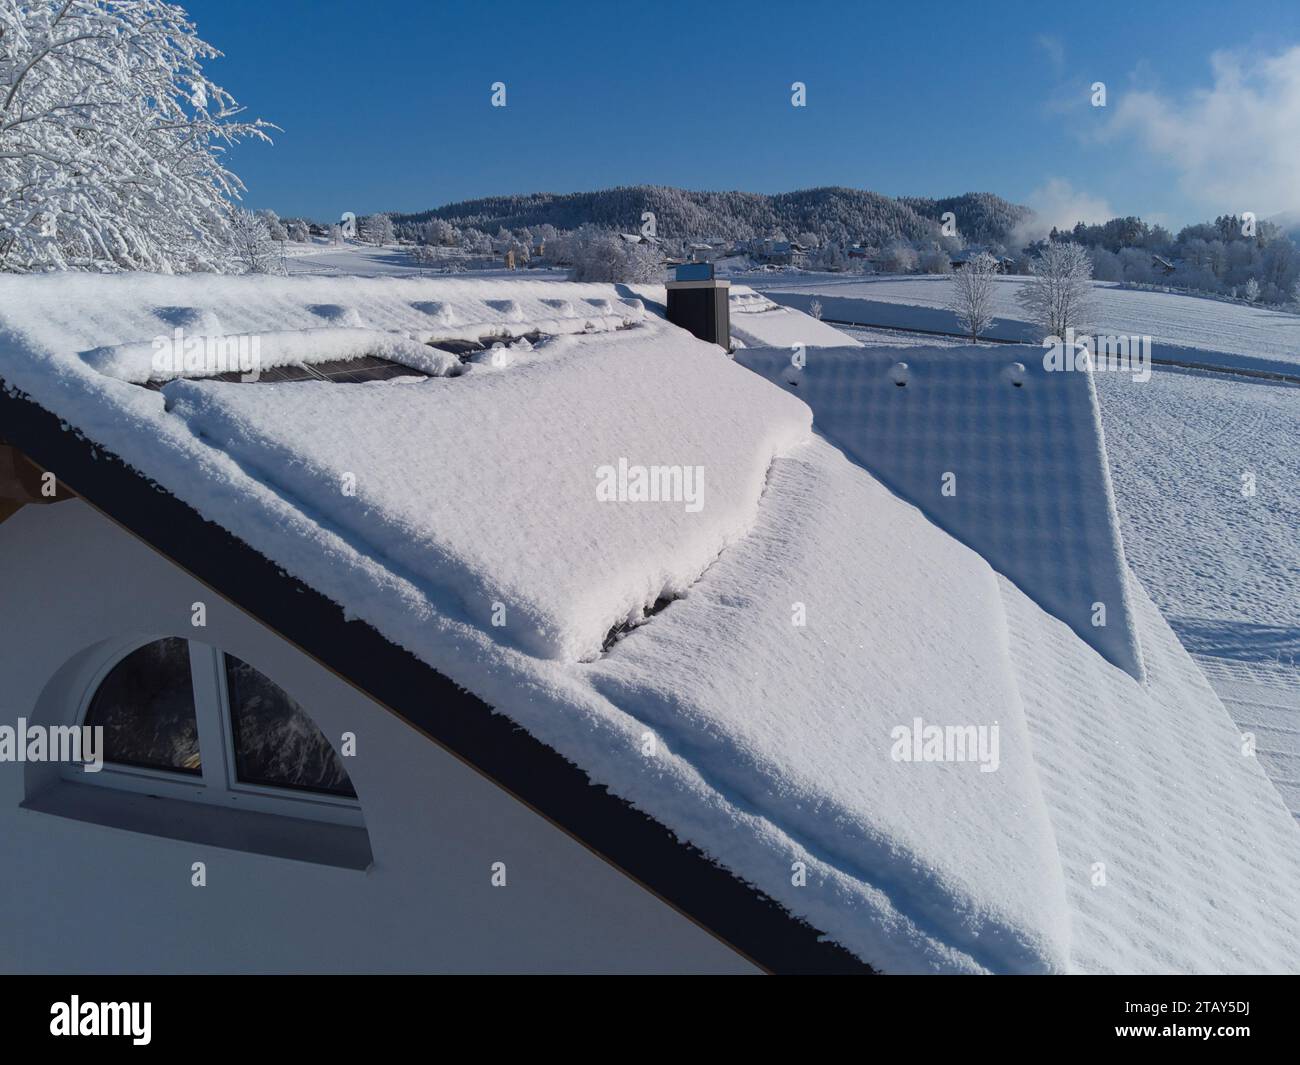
[0,0,274,273]
[1016,241,1096,338]
[948,251,999,342]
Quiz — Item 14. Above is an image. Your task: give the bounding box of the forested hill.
[392,186,1031,248]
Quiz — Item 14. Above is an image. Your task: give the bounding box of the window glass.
[223,654,356,798]
[84,638,202,774]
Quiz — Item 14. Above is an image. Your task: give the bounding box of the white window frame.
[64,636,362,828]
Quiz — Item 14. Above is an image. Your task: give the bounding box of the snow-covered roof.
[1,272,1298,973]
[736,345,1145,679]
[728,289,861,349]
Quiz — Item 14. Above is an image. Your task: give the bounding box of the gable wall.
[0,499,757,974]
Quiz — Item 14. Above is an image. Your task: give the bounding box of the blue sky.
[189,0,1300,229]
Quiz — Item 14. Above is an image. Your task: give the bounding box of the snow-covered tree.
[359,212,394,246]
[1088,247,1122,282]
[0,0,274,272]
[1016,241,1094,338]
[257,209,287,243]
[883,241,918,274]
[287,219,310,244]
[1243,277,1260,303]
[948,252,999,342]
[1117,246,1154,284]
[818,241,845,271]
[809,298,822,320]
[566,224,661,283]
[919,245,952,274]
[228,208,283,274]
[461,227,491,254]
[421,218,455,245]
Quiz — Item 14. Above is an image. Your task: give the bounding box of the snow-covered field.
[751,273,1300,377]
[1092,367,1300,824]
[283,241,567,281]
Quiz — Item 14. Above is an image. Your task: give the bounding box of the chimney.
[666,263,730,350]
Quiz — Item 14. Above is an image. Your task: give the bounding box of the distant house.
[847,245,883,266]
[688,241,732,263]
[753,239,793,265]
[950,249,1015,274]
[1152,255,1176,276]
[618,233,662,247]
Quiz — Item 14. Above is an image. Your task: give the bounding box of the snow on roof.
[735,345,1145,679]
[88,327,460,384]
[0,272,648,383]
[164,327,809,661]
[1,272,1298,973]
[728,289,861,349]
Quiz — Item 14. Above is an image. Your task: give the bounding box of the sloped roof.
[1,272,1298,973]
[736,345,1145,679]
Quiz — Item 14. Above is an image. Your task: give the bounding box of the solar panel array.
[143,354,429,391]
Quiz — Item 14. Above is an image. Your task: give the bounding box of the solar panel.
[142,334,553,387]
[146,354,430,387]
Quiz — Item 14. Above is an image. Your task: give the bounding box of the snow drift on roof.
[164,324,810,661]
[727,288,861,349]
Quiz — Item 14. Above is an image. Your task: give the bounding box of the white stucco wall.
[0,499,757,974]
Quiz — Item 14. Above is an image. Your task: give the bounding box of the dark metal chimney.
[666,263,730,350]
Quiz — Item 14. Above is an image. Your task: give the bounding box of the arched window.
[75,638,358,824]
[223,653,355,797]
[84,637,202,774]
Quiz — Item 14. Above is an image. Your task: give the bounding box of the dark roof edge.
[0,381,873,975]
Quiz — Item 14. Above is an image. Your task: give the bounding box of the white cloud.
[1104,46,1300,217]
[1035,34,1065,73]
[1012,178,1115,245]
